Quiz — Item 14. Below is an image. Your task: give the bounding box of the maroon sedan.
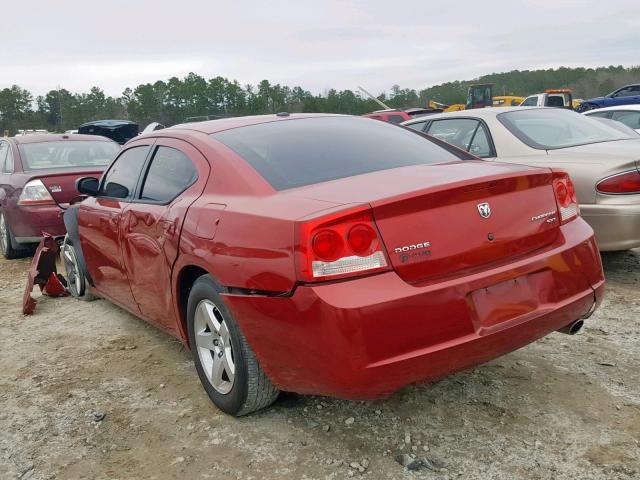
[62,114,604,416]
[0,134,119,258]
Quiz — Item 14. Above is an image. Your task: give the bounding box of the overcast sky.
[2,0,638,97]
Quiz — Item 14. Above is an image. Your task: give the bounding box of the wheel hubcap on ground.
[194,299,235,394]
[0,214,8,254]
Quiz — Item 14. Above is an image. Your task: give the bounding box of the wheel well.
[176,265,209,343]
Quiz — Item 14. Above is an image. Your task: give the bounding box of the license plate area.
[471,271,549,330]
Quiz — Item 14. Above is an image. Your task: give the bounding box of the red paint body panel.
[71,114,606,401]
[120,137,211,334]
[223,219,603,399]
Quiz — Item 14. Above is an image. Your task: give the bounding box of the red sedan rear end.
[0,134,119,258]
[64,115,604,415]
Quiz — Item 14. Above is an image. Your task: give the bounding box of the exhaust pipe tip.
[558,319,584,335]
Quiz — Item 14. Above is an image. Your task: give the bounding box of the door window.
[406,121,427,132]
[586,111,611,119]
[99,145,150,199]
[4,145,13,173]
[611,110,640,130]
[427,119,494,158]
[0,142,8,173]
[139,146,198,203]
[521,96,538,107]
[612,86,640,98]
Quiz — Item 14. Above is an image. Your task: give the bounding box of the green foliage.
[1,65,639,134]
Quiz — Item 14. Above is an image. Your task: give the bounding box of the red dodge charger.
[61,114,605,416]
[0,134,119,258]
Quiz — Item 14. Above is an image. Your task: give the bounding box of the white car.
[402,107,640,251]
[583,104,640,133]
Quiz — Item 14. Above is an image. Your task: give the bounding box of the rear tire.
[61,235,95,301]
[0,212,28,260]
[187,275,279,416]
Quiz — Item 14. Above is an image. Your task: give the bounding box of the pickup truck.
[519,89,577,109]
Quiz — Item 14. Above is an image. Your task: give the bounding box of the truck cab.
[520,89,574,109]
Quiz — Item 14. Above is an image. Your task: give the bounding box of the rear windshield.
[19,141,119,170]
[212,117,465,190]
[497,108,634,150]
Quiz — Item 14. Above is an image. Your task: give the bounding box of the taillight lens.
[596,170,640,194]
[18,179,55,205]
[296,206,390,282]
[552,172,579,224]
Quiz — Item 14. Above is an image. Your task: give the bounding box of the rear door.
[78,143,152,309]
[121,139,209,334]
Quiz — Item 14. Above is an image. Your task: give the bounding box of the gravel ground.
[0,250,639,480]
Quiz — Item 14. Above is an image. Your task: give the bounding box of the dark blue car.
[578,84,640,112]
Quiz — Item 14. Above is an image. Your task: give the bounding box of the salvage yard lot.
[1,251,639,480]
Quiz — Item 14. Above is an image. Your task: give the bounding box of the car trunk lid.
[34,170,103,205]
[292,161,560,283]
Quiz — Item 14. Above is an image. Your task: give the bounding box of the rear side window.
[99,146,150,199]
[387,114,406,123]
[427,119,478,149]
[213,117,464,190]
[139,147,198,203]
[427,119,493,158]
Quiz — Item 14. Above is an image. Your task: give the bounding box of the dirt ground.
[0,250,639,480]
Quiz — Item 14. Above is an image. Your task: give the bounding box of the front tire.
[61,235,94,301]
[187,275,279,416]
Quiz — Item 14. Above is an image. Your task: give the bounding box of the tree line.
[1,65,639,134]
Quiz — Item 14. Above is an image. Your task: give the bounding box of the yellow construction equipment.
[428,84,523,112]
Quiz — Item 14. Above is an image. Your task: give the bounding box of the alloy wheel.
[194,299,236,394]
[62,238,82,296]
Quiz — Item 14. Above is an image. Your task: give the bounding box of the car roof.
[169,113,346,135]
[11,133,115,144]
[402,106,542,124]
[584,104,640,113]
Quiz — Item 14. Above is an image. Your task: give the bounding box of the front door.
[78,144,152,310]
[121,139,209,334]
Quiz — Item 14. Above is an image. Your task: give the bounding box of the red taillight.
[552,171,579,224]
[296,206,390,282]
[312,229,343,261]
[596,170,640,194]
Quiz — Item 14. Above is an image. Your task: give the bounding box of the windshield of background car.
[497,109,635,149]
[19,141,119,170]
[212,117,465,190]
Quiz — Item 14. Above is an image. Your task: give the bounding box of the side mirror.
[76,177,99,196]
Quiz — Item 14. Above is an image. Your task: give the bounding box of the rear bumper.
[582,203,640,251]
[8,205,66,243]
[223,219,604,400]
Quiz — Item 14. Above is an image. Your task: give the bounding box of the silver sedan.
[403,107,640,251]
